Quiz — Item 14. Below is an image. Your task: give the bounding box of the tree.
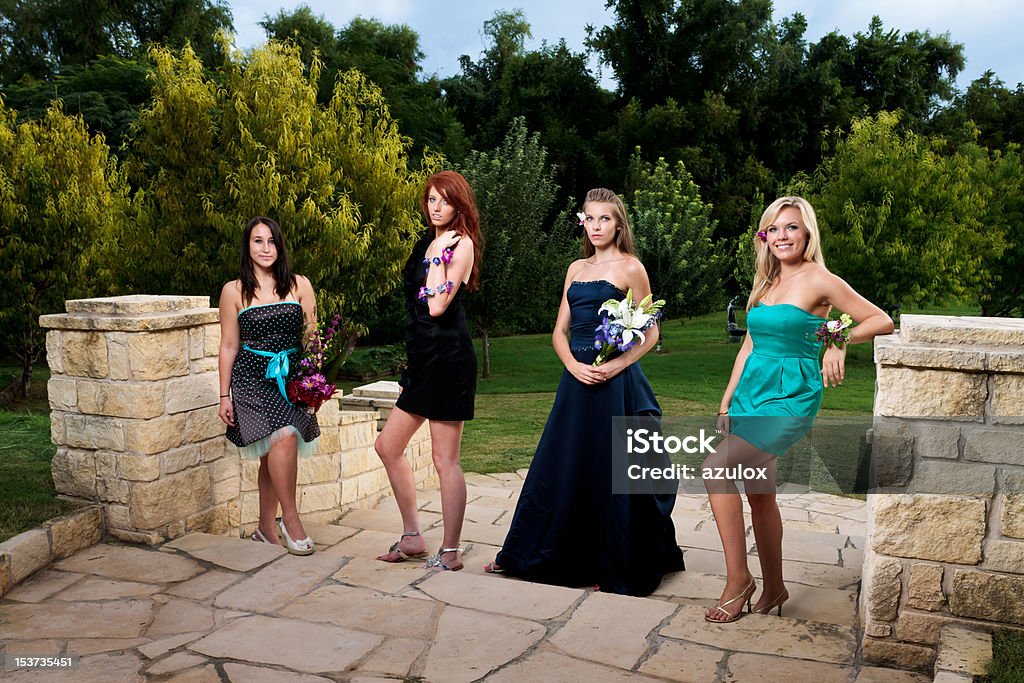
[628,152,727,320]
[792,111,1004,315]
[459,117,568,378]
[930,72,1024,151]
[260,10,467,165]
[0,98,129,397]
[121,40,431,330]
[0,0,233,85]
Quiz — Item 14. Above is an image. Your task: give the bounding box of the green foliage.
[628,152,727,317]
[792,111,1005,314]
[0,0,233,85]
[1,55,153,151]
[459,117,573,374]
[0,98,129,395]
[970,143,1024,317]
[260,10,468,164]
[930,71,1024,151]
[121,40,431,328]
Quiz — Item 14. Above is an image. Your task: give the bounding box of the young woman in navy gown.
[485,188,684,596]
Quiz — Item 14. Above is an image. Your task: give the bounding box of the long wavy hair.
[747,196,826,310]
[421,171,483,291]
[581,188,635,258]
[239,216,297,307]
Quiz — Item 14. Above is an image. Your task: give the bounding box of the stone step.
[340,395,395,410]
[349,380,401,399]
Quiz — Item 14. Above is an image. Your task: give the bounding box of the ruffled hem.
[234,426,319,460]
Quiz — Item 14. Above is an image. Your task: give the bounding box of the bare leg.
[427,419,467,570]
[257,456,281,544]
[265,431,307,541]
[375,407,428,559]
[748,459,787,612]
[703,434,766,621]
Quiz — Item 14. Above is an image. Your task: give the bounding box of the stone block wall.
[861,315,1024,671]
[41,296,436,548]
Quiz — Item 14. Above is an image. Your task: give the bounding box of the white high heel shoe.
[277,518,314,556]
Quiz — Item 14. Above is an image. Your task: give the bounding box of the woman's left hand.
[821,344,847,387]
[595,360,625,382]
[430,230,461,254]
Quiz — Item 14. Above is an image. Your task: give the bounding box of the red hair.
[421,171,483,291]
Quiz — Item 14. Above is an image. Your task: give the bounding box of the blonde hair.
[747,196,826,310]
[581,188,635,258]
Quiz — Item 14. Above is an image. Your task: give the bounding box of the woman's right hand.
[570,362,605,385]
[218,397,235,426]
[716,412,730,435]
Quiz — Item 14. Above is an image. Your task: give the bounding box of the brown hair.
[421,171,483,291]
[581,188,635,258]
[239,216,296,307]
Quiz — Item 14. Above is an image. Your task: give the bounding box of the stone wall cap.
[900,315,1024,347]
[41,306,219,332]
[65,295,212,316]
[876,334,1024,373]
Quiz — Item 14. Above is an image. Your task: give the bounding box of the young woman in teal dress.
[703,197,893,622]
[484,188,684,596]
[218,216,320,556]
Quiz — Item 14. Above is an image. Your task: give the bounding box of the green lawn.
[983,629,1024,682]
[0,307,882,540]
[461,309,879,473]
[0,364,78,542]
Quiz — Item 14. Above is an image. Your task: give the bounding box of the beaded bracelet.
[418,280,454,301]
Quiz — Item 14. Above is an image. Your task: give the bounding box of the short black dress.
[395,230,477,421]
[226,301,320,458]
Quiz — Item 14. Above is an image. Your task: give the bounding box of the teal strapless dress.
[729,303,824,456]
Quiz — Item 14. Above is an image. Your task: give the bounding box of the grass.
[982,629,1024,682]
[0,364,78,542]
[0,306,881,540]
[461,309,878,473]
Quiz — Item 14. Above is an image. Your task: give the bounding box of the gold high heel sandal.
[705,577,756,623]
[752,589,789,616]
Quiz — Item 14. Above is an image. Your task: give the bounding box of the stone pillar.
[41,297,439,547]
[862,315,1024,672]
[41,295,229,544]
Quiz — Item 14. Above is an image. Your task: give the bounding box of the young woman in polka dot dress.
[218,216,320,555]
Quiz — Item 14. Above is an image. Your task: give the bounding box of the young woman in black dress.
[218,216,320,555]
[375,171,482,571]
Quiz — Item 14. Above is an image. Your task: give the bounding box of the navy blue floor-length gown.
[496,280,684,596]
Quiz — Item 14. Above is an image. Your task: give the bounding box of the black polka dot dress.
[226,302,320,458]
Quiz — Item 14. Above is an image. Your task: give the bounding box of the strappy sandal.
[704,577,756,623]
[752,588,789,616]
[378,531,428,563]
[251,527,273,543]
[425,546,464,571]
[483,561,504,574]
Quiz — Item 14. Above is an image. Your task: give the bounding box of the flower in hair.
[756,230,767,242]
[577,212,586,226]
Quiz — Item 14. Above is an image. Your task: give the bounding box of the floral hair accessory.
[814,313,854,349]
[756,230,767,242]
[577,212,586,226]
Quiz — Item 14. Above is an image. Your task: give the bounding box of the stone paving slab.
[422,605,546,683]
[549,591,678,669]
[54,544,203,583]
[189,614,382,673]
[163,532,286,571]
[418,570,582,620]
[0,475,915,682]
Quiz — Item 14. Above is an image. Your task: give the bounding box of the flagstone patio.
[0,472,929,682]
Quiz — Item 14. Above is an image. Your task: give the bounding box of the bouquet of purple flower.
[286,314,357,411]
[593,289,666,366]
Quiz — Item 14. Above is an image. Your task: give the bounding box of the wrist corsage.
[814,313,854,349]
